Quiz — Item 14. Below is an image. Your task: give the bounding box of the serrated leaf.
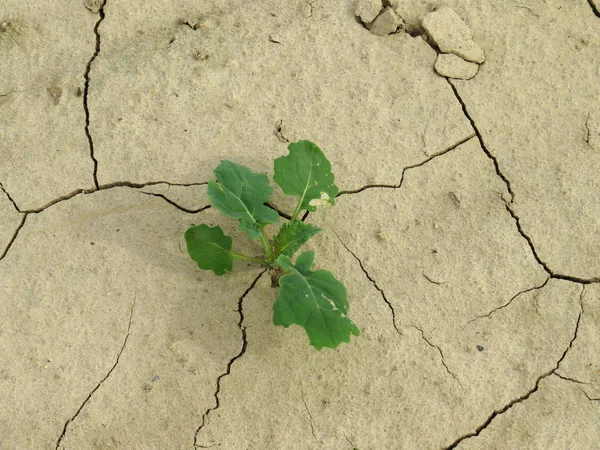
[184,224,234,275]
[208,160,280,239]
[272,221,321,258]
[273,140,339,213]
[273,251,359,350]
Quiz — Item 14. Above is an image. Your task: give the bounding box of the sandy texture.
[90,1,471,191]
[1,0,599,449]
[450,0,600,279]
[0,1,96,210]
[457,376,600,449]
[0,188,263,448]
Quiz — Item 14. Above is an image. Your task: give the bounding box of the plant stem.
[290,199,304,222]
[259,225,273,261]
[231,252,268,266]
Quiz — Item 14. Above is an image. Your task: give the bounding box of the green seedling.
[184,140,360,350]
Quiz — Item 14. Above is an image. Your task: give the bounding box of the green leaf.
[184,224,234,275]
[208,161,280,239]
[273,140,339,216]
[273,251,359,350]
[272,221,321,258]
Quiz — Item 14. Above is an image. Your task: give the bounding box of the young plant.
[184,140,360,350]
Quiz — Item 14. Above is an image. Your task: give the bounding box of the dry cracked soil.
[1,0,599,449]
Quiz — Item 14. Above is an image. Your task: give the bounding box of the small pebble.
[476,345,484,352]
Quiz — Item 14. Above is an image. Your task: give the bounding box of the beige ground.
[1,0,599,449]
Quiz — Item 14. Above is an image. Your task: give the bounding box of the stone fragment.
[355,0,382,24]
[422,7,485,63]
[84,0,104,13]
[367,7,402,36]
[434,53,479,80]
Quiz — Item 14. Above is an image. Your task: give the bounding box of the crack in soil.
[444,286,584,449]
[0,89,26,97]
[265,202,292,220]
[337,133,476,196]
[55,293,136,449]
[446,80,514,200]
[579,388,600,402]
[141,191,210,214]
[138,192,288,218]
[274,119,290,143]
[0,180,212,265]
[448,80,600,285]
[300,388,318,442]
[497,195,600,284]
[422,272,447,285]
[305,0,318,18]
[514,5,540,17]
[19,181,207,214]
[585,112,592,146]
[0,182,21,212]
[331,230,401,336]
[344,434,356,449]
[0,213,27,262]
[553,372,594,386]
[83,1,107,189]
[588,0,600,18]
[412,325,462,387]
[464,277,550,326]
[193,270,267,448]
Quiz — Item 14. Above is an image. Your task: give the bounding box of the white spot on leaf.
[309,192,332,208]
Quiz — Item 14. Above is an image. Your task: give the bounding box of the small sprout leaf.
[272,221,321,258]
[208,160,279,239]
[273,140,338,214]
[184,224,235,275]
[273,251,360,350]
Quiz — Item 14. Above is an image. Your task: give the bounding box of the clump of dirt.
[355,0,404,36]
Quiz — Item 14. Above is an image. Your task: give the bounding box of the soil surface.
[1,1,599,449]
